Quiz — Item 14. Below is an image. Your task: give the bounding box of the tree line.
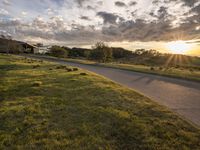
[49,42,164,62]
[49,42,200,68]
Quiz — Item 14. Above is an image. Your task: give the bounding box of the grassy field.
[62,58,200,82]
[0,54,200,149]
[100,63,200,82]
[30,54,200,82]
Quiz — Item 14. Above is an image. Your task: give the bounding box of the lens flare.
[166,41,191,54]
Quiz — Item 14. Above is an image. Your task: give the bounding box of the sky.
[0,0,200,55]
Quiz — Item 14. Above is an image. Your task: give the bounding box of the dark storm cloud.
[97,11,119,24]
[115,1,126,7]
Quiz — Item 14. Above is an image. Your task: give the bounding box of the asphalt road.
[28,56,200,126]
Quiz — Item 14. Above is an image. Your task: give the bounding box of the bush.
[50,46,68,58]
[32,81,42,87]
[80,72,87,76]
[66,68,73,72]
[32,65,40,69]
[56,65,67,69]
[150,67,155,71]
[90,42,113,62]
[73,68,78,71]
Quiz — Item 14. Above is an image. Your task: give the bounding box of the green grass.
[0,54,200,149]
[100,63,200,82]
[31,54,200,82]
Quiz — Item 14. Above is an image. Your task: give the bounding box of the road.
[28,55,200,126]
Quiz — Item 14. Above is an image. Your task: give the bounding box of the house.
[19,41,39,54]
[38,46,50,54]
[0,38,39,54]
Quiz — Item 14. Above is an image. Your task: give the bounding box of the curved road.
[28,56,200,126]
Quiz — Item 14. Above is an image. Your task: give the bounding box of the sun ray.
[166,41,191,54]
[165,54,174,66]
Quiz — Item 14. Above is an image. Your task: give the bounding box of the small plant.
[150,67,155,71]
[32,81,42,87]
[66,68,73,72]
[80,72,87,76]
[49,68,53,70]
[56,65,67,69]
[73,68,78,71]
[33,65,40,69]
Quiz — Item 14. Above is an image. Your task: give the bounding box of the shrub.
[50,46,68,58]
[32,65,40,69]
[73,68,78,71]
[32,81,42,87]
[90,42,113,62]
[56,65,67,69]
[66,68,73,72]
[80,72,87,76]
[150,67,155,71]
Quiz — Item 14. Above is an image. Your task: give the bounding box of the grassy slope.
[31,55,200,82]
[0,54,199,149]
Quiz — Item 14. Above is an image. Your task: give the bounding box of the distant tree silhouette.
[90,42,113,62]
[50,46,68,58]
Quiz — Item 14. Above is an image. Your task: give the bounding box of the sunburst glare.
[166,41,192,54]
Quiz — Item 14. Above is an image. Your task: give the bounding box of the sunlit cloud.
[0,0,199,56]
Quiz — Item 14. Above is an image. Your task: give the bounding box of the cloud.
[129,1,137,6]
[0,8,9,15]
[182,0,198,6]
[96,11,120,24]
[86,5,95,10]
[21,11,27,16]
[46,8,57,15]
[115,1,126,7]
[75,0,89,7]
[97,1,103,6]
[80,16,91,21]
[0,0,199,46]
[2,0,11,6]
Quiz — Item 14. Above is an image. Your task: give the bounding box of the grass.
[0,54,200,149]
[28,54,200,82]
[99,63,200,82]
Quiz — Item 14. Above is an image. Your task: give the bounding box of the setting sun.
[166,41,191,54]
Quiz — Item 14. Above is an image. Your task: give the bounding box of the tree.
[90,42,113,62]
[112,47,133,59]
[50,46,68,58]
